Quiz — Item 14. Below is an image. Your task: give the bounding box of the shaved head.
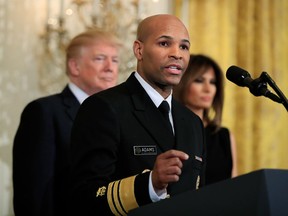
[133,14,191,98]
[137,14,189,42]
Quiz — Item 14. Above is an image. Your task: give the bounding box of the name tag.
[133,146,157,155]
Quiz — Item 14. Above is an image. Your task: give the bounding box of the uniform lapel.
[171,99,191,152]
[126,74,175,152]
[172,100,196,153]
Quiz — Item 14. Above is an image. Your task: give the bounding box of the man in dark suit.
[12,30,122,216]
[70,14,206,216]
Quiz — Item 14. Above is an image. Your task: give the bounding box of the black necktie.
[158,101,173,135]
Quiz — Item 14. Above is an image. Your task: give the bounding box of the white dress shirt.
[134,72,171,202]
[68,82,89,104]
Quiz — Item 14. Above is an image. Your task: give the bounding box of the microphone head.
[226,65,251,87]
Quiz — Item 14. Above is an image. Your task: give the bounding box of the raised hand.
[152,150,189,191]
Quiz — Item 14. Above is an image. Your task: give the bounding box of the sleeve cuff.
[149,171,168,202]
[107,175,139,216]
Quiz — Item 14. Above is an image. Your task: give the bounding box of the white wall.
[0,1,172,215]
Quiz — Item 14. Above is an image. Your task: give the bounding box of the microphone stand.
[258,72,288,112]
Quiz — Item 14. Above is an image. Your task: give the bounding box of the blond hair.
[65,29,122,74]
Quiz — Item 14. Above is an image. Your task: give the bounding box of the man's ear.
[133,40,143,60]
[68,58,80,76]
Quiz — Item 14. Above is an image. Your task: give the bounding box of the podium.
[128,169,288,216]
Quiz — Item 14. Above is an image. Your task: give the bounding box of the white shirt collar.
[134,72,172,109]
[68,82,89,104]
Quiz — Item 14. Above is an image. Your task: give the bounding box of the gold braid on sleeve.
[107,175,139,216]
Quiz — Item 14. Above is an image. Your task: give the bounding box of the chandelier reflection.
[40,0,147,93]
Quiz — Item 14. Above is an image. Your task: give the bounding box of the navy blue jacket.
[13,86,80,216]
[70,73,206,216]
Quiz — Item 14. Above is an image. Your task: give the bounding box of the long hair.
[174,54,224,132]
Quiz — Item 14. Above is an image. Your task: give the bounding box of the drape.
[175,0,288,175]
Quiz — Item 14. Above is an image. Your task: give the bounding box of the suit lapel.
[126,74,175,152]
[61,86,81,121]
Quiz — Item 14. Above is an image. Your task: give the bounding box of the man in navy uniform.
[70,14,206,216]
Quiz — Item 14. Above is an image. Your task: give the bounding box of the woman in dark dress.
[174,54,238,185]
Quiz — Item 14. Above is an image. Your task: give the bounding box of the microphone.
[226,65,282,103]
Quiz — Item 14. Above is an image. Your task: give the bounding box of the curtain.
[175,0,288,175]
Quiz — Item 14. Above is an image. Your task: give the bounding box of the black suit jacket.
[13,86,80,216]
[70,73,206,216]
